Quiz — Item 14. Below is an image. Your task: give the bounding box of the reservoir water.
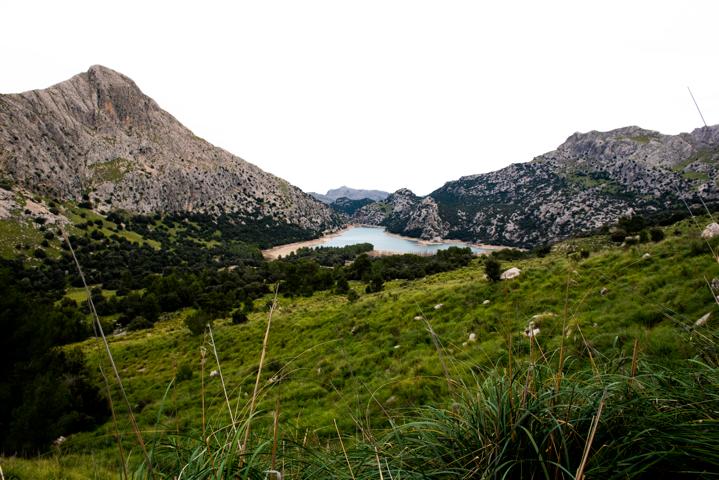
[314,226,485,255]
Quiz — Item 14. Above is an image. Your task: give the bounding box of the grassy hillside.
[3,216,717,475]
[3,216,719,478]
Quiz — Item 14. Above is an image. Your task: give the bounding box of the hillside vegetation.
[2,214,719,478]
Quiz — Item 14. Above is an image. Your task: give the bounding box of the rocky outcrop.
[0,65,338,232]
[354,125,719,247]
[353,189,448,240]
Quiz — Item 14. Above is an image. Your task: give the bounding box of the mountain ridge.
[353,124,719,247]
[309,186,389,204]
[0,65,338,233]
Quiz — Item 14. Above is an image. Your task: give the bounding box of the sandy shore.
[262,224,508,259]
[261,226,354,259]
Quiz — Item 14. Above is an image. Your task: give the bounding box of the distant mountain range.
[0,65,338,234]
[353,125,719,247]
[309,186,389,204]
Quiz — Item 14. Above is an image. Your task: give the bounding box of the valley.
[262,225,495,259]
[1,66,718,479]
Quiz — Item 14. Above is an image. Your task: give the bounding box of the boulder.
[695,312,711,328]
[702,223,719,239]
[500,267,521,280]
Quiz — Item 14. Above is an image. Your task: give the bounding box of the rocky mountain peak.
[0,66,338,233]
[353,124,719,248]
[391,188,417,198]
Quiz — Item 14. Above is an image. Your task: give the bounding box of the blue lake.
[319,226,486,255]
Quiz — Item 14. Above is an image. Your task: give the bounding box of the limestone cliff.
[0,65,338,232]
[354,125,719,247]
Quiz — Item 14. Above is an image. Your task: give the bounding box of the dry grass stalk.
[631,338,640,378]
[375,445,385,480]
[199,345,208,448]
[241,284,280,457]
[61,230,154,478]
[207,324,236,432]
[334,418,356,480]
[575,390,607,480]
[272,398,281,471]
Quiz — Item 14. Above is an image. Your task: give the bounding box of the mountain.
[309,186,389,204]
[353,125,719,247]
[328,197,375,216]
[0,65,338,233]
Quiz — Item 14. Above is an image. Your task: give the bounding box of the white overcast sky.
[2,1,718,195]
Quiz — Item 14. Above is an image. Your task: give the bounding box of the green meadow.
[3,216,719,478]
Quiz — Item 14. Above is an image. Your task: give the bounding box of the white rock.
[702,223,719,239]
[414,315,423,321]
[500,267,521,280]
[468,333,477,342]
[482,299,490,305]
[523,327,541,337]
[695,312,711,328]
[394,344,400,349]
[642,253,651,259]
[434,303,443,310]
[209,369,219,377]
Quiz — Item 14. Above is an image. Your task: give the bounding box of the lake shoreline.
[262,224,507,259]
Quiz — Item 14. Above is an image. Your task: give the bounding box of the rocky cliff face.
[354,125,719,247]
[354,188,448,240]
[0,65,338,232]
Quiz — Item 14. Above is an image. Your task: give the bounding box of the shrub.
[347,290,360,302]
[610,227,627,243]
[532,244,552,257]
[484,258,501,282]
[127,316,152,331]
[231,310,248,325]
[365,275,384,293]
[650,227,665,242]
[185,310,213,336]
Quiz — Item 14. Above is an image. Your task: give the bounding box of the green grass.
[0,219,43,258]
[62,203,160,248]
[0,453,118,480]
[682,170,710,182]
[89,158,133,184]
[10,216,719,477]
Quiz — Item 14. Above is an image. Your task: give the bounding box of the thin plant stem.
[61,230,154,478]
[242,283,280,457]
[334,418,355,480]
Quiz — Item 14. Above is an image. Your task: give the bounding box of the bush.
[231,310,249,325]
[532,244,552,257]
[127,316,152,331]
[650,228,665,242]
[484,258,501,282]
[347,290,360,302]
[365,275,384,293]
[610,227,627,243]
[185,310,213,336]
